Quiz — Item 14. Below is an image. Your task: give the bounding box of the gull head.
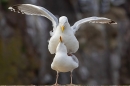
[56,36,67,53]
[59,16,68,33]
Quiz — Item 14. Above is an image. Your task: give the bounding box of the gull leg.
[70,71,73,85]
[54,71,59,85]
[67,71,74,86]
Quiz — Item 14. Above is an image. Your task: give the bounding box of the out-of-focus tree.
[0,0,130,85]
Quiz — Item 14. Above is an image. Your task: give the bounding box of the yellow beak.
[60,36,62,42]
[61,25,64,33]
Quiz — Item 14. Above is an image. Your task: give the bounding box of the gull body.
[51,53,78,72]
[51,38,79,72]
[51,37,79,85]
[8,4,117,54]
[48,16,79,54]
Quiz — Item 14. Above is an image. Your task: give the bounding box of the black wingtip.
[109,20,117,24]
[8,4,25,14]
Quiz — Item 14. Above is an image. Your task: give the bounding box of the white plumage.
[8,4,117,54]
[51,36,79,85]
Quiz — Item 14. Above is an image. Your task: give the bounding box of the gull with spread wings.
[8,4,117,54]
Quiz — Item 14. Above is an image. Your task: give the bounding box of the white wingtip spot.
[113,22,117,24]
[8,7,15,12]
[8,7,13,9]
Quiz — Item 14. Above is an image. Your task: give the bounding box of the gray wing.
[71,17,117,33]
[8,4,58,29]
[71,54,79,64]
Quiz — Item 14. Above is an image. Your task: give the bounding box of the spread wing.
[71,17,117,33]
[8,4,58,29]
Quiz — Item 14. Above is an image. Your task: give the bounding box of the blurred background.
[0,0,130,85]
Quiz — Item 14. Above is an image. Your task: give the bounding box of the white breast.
[51,53,78,72]
[48,26,79,54]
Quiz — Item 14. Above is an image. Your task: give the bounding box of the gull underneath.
[51,36,79,85]
[8,4,117,54]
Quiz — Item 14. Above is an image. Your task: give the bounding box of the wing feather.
[8,4,58,29]
[71,17,117,33]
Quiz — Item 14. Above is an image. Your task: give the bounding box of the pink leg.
[54,71,59,85]
[70,71,73,84]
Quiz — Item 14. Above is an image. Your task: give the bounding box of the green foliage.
[0,0,9,11]
[0,30,27,84]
